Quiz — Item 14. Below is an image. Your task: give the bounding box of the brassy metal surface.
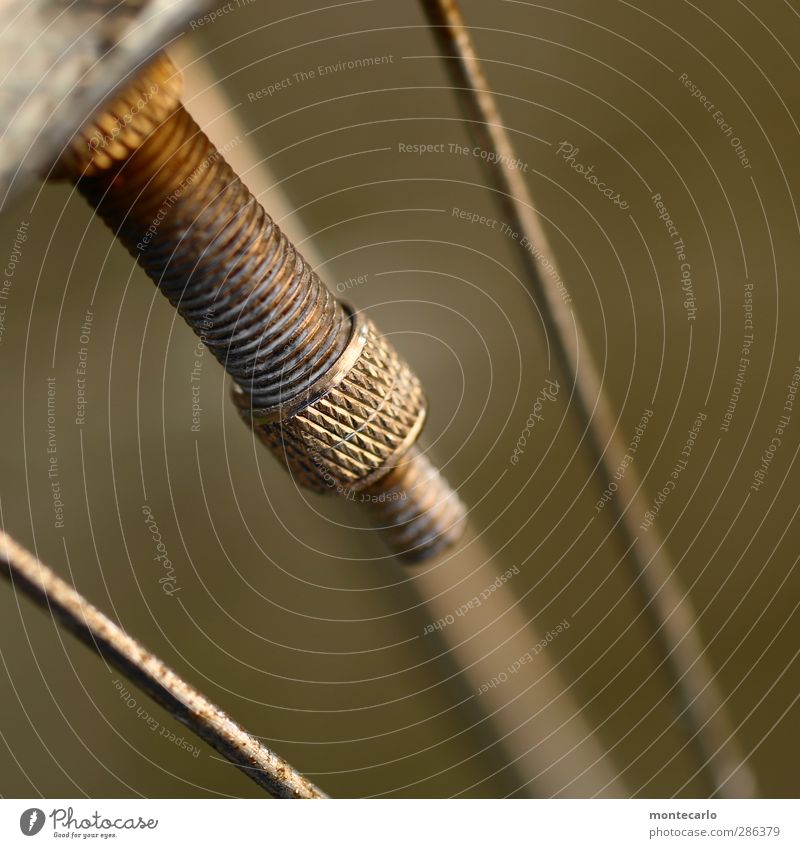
[0,0,798,799]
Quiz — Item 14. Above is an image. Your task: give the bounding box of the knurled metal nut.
[232,306,427,494]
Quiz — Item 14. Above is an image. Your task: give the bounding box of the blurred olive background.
[1,0,799,798]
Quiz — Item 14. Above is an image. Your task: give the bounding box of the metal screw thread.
[56,53,467,562]
[64,56,350,407]
[362,446,467,562]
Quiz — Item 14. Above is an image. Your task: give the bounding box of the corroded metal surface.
[61,54,351,409]
[420,0,756,796]
[55,52,466,562]
[0,0,209,203]
[0,529,327,798]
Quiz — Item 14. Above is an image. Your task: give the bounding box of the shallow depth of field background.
[1,0,799,797]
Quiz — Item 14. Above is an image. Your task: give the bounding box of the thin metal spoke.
[419,0,754,797]
[0,529,327,799]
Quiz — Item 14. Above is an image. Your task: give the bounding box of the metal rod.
[0,529,327,799]
[419,0,755,797]
[409,529,628,797]
[54,52,465,563]
[176,43,621,796]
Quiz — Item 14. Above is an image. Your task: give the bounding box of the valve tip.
[362,446,467,563]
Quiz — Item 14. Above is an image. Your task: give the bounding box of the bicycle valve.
[52,53,466,562]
